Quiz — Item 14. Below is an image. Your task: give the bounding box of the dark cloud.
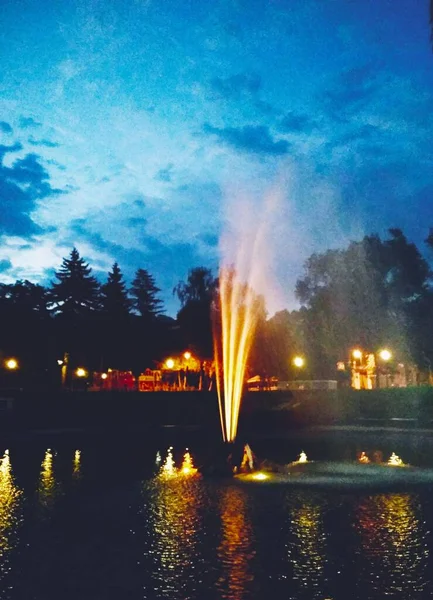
[46,159,66,170]
[155,164,173,182]
[254,100,278,116]
[19,116,42,128]
[0,122,13,134]
[0,151,63,238]
[278,111,317,133]
[0,142,22,160]
[199,233,219,247]
[0,259,12,273]
[331,124,378,147]
[323,64,379,120]
[28,136,60,148]
[127,217,147,228]
[210,73,261,99]
[203,123,290,155]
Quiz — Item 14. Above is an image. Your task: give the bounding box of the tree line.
[1,227,433,387]
[0,248,217,387]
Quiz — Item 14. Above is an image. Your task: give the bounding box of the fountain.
[212,191,278,469]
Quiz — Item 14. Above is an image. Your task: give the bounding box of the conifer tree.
[50,248,100,317]
[101,262,131,319]
[130,268,164,319]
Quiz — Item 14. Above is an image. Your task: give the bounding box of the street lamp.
[352,349,363,360]
[4,358,18,370]
[292,356,305,368]
[165,358,175,369]
[379,349,392,362]
[75,367,87,378]
[183,351,191,360]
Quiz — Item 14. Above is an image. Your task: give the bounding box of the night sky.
[1,0,432,315]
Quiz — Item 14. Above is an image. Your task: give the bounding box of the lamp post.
[378,348,392,388]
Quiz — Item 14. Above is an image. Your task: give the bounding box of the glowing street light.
[292,356,305,368]
[352,349,363,360]
[165,358,175,369]
[75,367,87,378]
[379,349,392,362]
[101,372,108,380]
[5,358,18,370]
[183,351,191,360]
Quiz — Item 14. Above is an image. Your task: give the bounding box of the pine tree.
[130,268,164,319]
[50,248,100,317]
[101,262,131,319]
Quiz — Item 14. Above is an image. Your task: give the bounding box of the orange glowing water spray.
[214,191,279,442]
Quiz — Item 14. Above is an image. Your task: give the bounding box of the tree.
[174,267,218,357]
[50,248,100,317]
[173,267,218,307]
[295,230,432,377]
[130,268,164,319]
[101,262,131,319]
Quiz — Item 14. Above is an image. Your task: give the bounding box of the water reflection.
[0,450,23,592]
[147,474,203,598]
[73,449,81,479]
[286,497,327,598]
[356,493,429,596]
[38,449,59,509]
[217,486,255,600]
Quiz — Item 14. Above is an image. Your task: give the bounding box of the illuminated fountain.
[214,269,264,444]
[180,449,198,477]
[387,452,406,467]
[213,192,278,448]
[160,447,177,478]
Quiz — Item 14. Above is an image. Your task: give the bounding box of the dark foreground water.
[1,429,433,599]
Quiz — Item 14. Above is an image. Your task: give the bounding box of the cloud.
[210,73,261,99]
[323,64,379,120]
[0,142,22,160]
[28,136,60,148]
[0,152,64,238]
[0,259,12,273]
[69,217,213,315]
[278,111,317,133]
[155,164,173,182]
[0,122,13,134]
[199,233,219,247]
[19,116,42,128]
[203,123,290,155]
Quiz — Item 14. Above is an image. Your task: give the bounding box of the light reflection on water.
[0,444,432,599]
[145,474,203,598]
[355,493,430,596]
[0,450,23,594]
[287,498,327,598]
[217,486,255,600]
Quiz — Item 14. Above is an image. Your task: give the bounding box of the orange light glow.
[101,373,108,380]
[183,351,191,360]
[358,451,370,464]
[293,356,305,368]
[214,269,263,442]
[181,449,198,476]
[165,358,175,369]
[5,358,18,370]
[75,367,87,378]
[352,349,363,360]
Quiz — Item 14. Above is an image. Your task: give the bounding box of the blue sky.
[1,0,432,315]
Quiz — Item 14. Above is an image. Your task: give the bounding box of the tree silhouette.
[50,248,100,317]
[130,268,164,319]
[174,267,218,357]
[101,262,131,319]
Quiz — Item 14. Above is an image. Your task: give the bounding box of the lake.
[1,428,433,599]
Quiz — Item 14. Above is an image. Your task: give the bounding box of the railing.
[278,380,338,391]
